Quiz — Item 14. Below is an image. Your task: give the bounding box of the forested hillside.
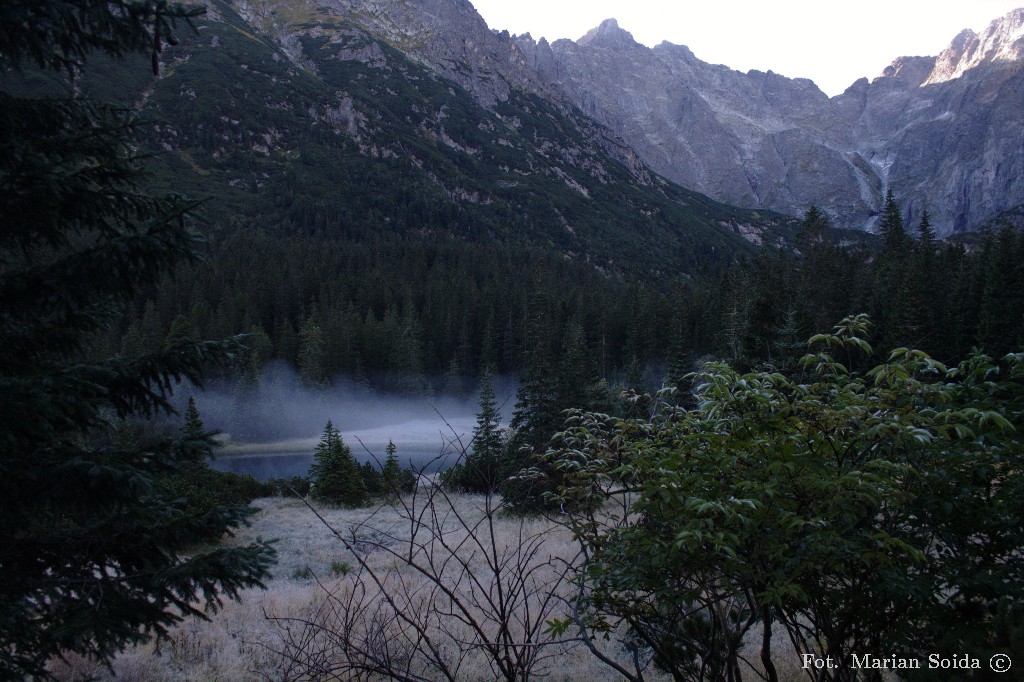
[101,200,1024,403]
[10,0,819,389]
[6,0,1018,404]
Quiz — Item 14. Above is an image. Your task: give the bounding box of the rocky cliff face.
[516,20,862,225]
[515,10,1024,236]
[125,0,802,278]
[216,0,1024,237]
[925,10,1024,85]
[219,0,658,183]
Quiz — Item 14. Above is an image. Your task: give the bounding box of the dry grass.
[49,494,814,681]
[48,494,648,681]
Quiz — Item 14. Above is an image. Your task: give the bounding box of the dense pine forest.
[108,197,1024,395]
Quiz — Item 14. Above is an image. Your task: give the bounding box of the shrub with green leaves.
[547,315,1024,681]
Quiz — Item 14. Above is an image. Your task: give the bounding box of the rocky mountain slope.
[232,0,1022,238]
[73,0,806,276]
[514,10,1024,236]
[75,0,1022,243]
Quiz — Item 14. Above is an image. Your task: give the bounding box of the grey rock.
[220,0,1024,237]
[516,8,1024,236]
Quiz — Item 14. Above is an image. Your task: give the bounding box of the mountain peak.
[923,8,1024,85]
[578,18,639,49]
[879,55,937,87]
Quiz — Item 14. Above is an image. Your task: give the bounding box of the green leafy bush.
[548,315,1024,680]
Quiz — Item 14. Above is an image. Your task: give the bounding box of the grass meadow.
[50,493,813,681]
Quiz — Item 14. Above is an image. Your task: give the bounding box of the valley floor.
[51,495,813,681]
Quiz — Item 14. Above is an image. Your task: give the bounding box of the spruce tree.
[443,356,465,395]
[393,303,429,394]
[183,396,205,438]
[458,366,503,493]
[504,294,561,511]
[473,368,503,455]
[382,440,402,497]
[878,189,908,252]
[509,293,560,451]
[309,420,367,507]
[870,190,919,350]
[772,308,804,371]
[506,315,608,512]
[917,208,935,247]
[665,317,692,391]
[0,3,275,676]
[909,209,939,350]
[978,228,1024,355]
[360,460,384,496]
[297,314,327,388]
[796,205,829,250]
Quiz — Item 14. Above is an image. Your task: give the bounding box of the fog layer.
[180,363,516,471]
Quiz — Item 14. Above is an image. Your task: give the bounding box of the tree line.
[102,196,1024,405]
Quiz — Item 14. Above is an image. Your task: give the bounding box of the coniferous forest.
[2,1,1024,680]
[101,196,1024,420]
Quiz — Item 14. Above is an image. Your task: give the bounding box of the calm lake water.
[210,445,451,480]
[209,417,476,481]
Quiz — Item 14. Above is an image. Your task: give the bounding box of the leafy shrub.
[547,316,1024,680]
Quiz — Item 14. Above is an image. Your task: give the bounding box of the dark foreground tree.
[0,2,275,677]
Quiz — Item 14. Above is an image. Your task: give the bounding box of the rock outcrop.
[514,9,1024,235]
[220,0,1024,236]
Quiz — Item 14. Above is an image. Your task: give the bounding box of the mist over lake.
[210,417,478,479]
[185,363,516,480]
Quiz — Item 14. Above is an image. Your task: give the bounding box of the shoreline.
[215,438,316,457]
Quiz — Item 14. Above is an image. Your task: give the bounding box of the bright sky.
[469,0,1024,96]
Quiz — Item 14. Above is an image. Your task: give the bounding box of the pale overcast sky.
[469,0,1023,96]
